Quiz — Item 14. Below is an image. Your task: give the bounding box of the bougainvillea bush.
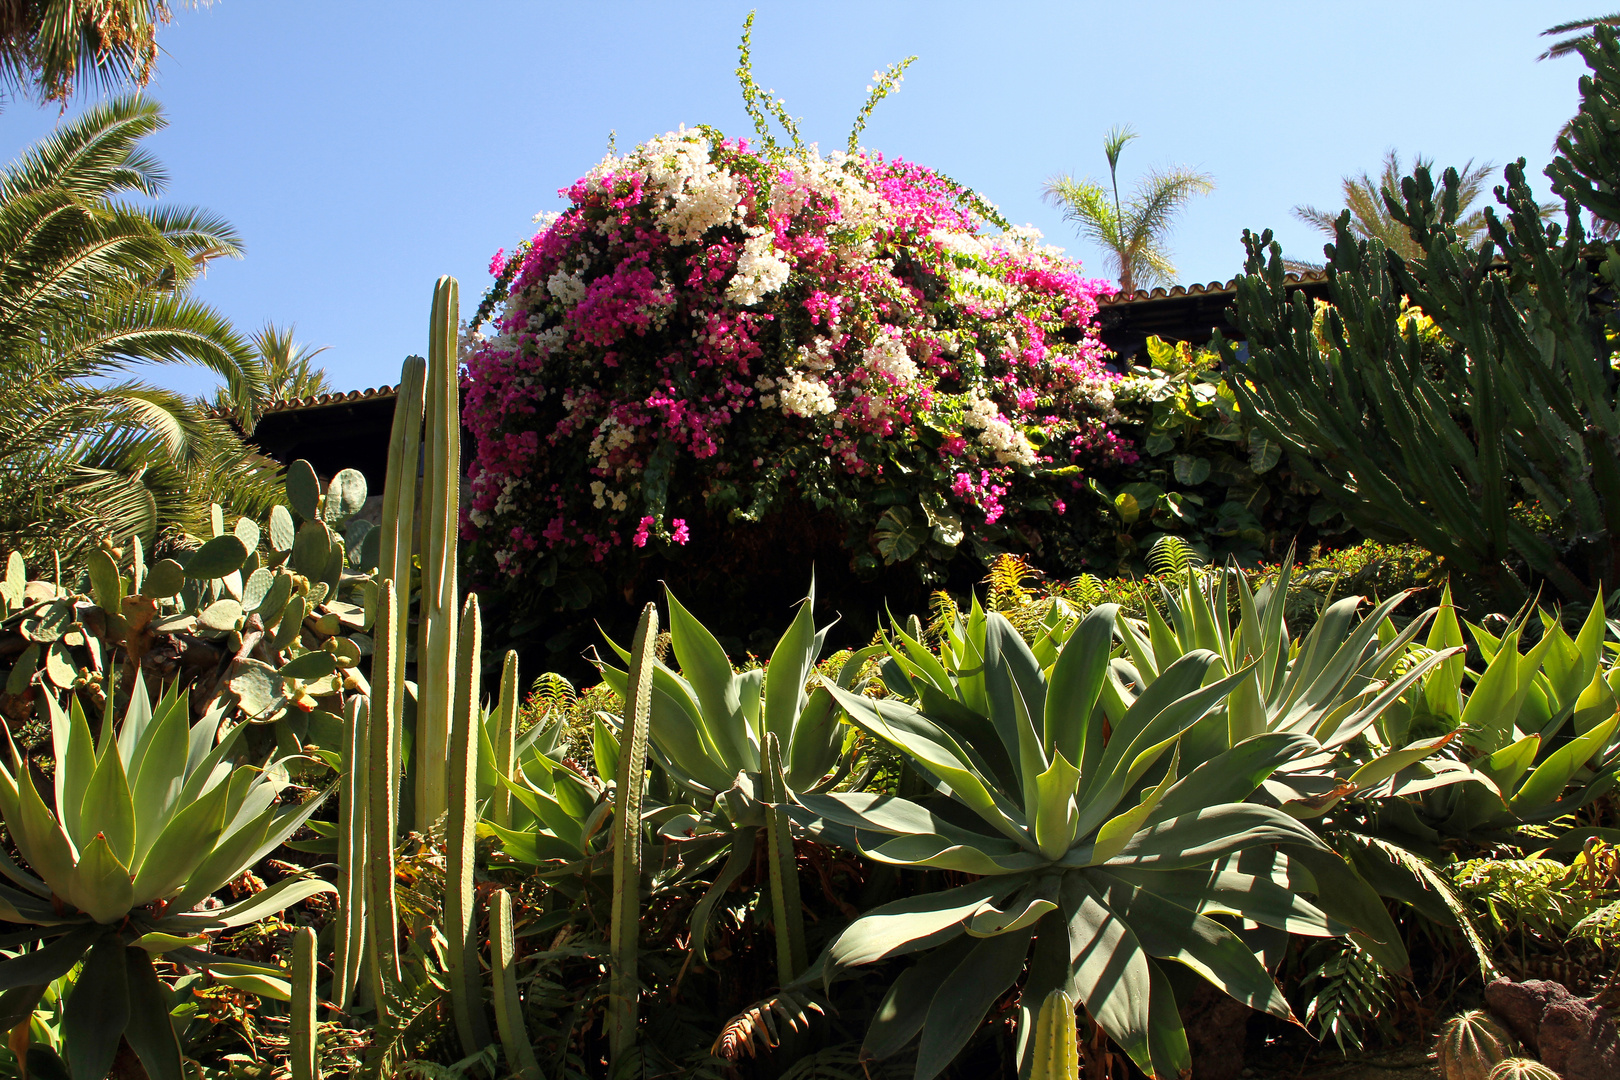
[462,118,1128,613]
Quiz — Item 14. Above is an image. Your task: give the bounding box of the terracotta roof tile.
[1095,269,1329,307]
[208,384,399,421]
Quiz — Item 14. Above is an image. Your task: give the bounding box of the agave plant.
[800,605,1374,1080]
[593,580,878,977]
[0,680,332,1080]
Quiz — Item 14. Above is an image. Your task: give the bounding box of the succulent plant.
[0,680,332,1080]
[1436,1009,1516,1080]
[1486,1058,1560,1080]
[1028,989,1081,1080]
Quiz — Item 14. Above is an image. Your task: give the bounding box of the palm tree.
[0,0,171,107]
[208,323,334,434]
[1043,125,1214,295]
[1540,14,1620,61]
[0,94,274,563]
[1292,151,1498,261]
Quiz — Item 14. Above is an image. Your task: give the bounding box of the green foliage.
[1297,938,1401,1055]
[0,95,271,564]
[1084,336,1340,574]
[1293,152,1501,260]
[609,602,658,1065]
[1223,29,1620,604]
[0,681,333,1080]
[0,0,168,104]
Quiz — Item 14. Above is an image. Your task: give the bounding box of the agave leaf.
[1096,804,1325,870]
[123,947,185,1080]
[164,875,337,932]
[665,589,755,770]
[129,779,230,906]
[914,925,1036,1080]
[14,769,78,896]
[128,696,191,865]
[68,834,134,924]
[79,744,136,867]
[763,586,819,751]
[1144,956,1193,1079]
[114,675,154,766]
[209,966,292,1001]
[0,926,102,991]
[597,658,734,794]
[1091,868,1296,1022]
[964,876,1061,937]
[1281,844,1409,973]
[1031,753,1082,860]
[860,833,1044,875]
[984,613,1049,770]
[829,876,1016,972]
[63,934,129,1080]
[862,935,975,1060]
[1144,732,1317,827]
[1109,864,1343,937]
[1091,745,1181,865]
[45,695,95,850]
[1511,714,1620,814]
[1045,604,1116,772]
[1059,874,1155,1075]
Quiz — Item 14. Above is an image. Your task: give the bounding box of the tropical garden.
[0,5,1617,1080]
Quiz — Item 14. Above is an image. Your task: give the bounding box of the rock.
[1484,977,1620,1080]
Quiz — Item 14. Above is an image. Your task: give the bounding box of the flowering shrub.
[462,109,1127,610]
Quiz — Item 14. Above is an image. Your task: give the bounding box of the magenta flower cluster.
[461,127,1127,592]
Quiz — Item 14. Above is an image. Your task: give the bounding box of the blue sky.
[1,1,1595,395]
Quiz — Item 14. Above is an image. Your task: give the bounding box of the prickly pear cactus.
[1485,1059,1560,1080]
[1437,1010,1515,1080]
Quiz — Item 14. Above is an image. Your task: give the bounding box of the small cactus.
[1030,990,1080,1080]
[1437,1010,1515,1080]
[1486,1059,1560,1080]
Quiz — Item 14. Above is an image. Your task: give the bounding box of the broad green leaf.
[165,875,337,931]
[1511,714,1620,815]
[123,947,186,1080]
[1045,604,1116,770]
[1173,455,1211,485]
[46,694,95,849]
[75,737,136,870]
[665,588,755,770]
[1092,869,1295,1022]
[1032,753,1082,860]
[829,877,1014,971]
[1091,746,1180,865]
[860,833,1045,876]
[0,926,101,991]
[1145,732,1317,828]
[763,586,818,752]
[130,779,230,905]
[13,770,77,895]
[1097,804,1324,870]
[862,936,974,1060]
[1059,874,1154,1075]
[964,876,1061,937]
[63,935,129,1080]
[208,967,292,1001]
[1109,864,1342,937]
[67,835,133,924]
[914,926,1035,1080]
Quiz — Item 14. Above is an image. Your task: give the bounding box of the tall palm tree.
[1540,14,1620,61]
[0,94,273,563]
[1043,125,1214,295]
[0,0,172,107]
[208,322,334,435]
[1292,151,1497,261]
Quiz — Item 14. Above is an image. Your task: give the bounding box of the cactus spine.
[608,602,658,1066]
[491,650,520,829]
[415,276,461,829]
[762,731,807,984]
[490,888,542,1080]
[1486,1060,1559,1080]
[1029,990,1080,1080]
[446,594,492,1055]
[290,925,319,1080]
[1437,1009,1515,1080]
[332,694,369,1010]
[366,581,403,1007]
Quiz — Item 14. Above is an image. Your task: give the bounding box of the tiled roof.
[1095,269,1329,306]
[211,384,400,421]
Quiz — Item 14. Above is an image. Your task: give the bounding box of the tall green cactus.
[291,925,319,1080]
[416,276,461,828]
[1029,991,1080,1080]
[490,888,542,1080]
[447,593,492,1055]
[491,650,520,829]
[378,354,426,757]
[366,580,403,1008]
[608,602,658,1065]
[762,731,807,985]
[332,694,369,1011]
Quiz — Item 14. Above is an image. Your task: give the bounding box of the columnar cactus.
[332,695,369,1011]
[1437,1010,1515,1080]
[446,593,493,1054]
[366,582,404,1006]
[1029,991,1080,1080]
[490,888,543,1080]
[608,602,658,1065]
[290,926,319,1080]
[415,276,461,828]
